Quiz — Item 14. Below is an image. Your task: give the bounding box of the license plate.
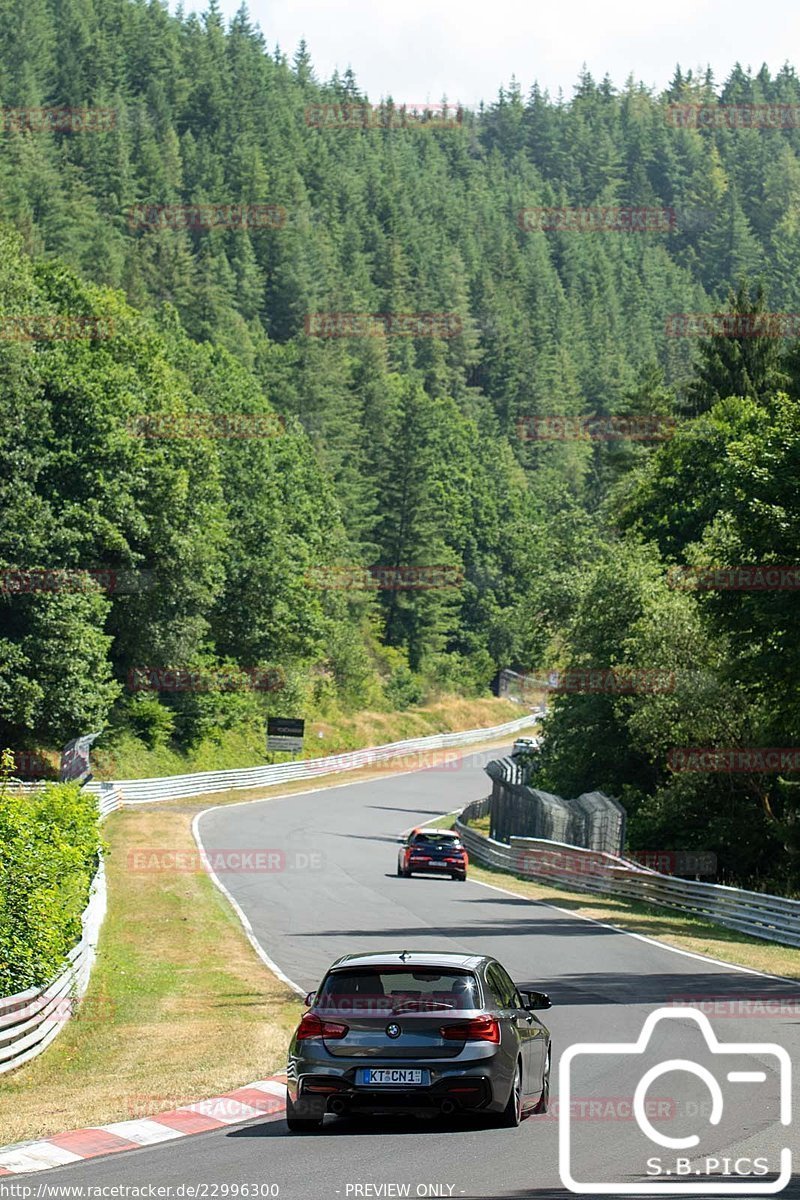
[359,1068,427,1086]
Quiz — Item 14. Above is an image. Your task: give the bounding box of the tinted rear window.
[412,832,462,845]
[316,968,480,1012]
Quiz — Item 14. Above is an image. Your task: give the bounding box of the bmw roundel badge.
[386,1022,401,1039]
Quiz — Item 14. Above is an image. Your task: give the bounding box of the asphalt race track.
[26,748,800,1199]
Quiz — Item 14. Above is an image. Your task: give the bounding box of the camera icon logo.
[559,1006,792,1194]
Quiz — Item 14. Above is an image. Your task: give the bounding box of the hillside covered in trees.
[1,0,799,887]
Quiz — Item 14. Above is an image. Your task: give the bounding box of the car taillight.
[295,1012,349,1040]
[440,1016,500,1043]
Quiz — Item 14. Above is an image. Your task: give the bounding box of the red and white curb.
[0,1077,287,1175]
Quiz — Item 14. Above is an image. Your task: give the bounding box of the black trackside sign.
[267,717,305,753]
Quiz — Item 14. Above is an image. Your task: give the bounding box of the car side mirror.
[520,990,551,1011]
[303,991,316,1007]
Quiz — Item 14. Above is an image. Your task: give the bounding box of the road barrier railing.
[83,712,544,806]
[0,858,107,1075]
[0,785,122,1075]
[455,802,800,949]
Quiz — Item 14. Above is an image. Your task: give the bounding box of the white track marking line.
[190,740,514,819]
[192,806,306,995]
[417,813,798,984]
[191,767,504,995]
[468,875,797,983]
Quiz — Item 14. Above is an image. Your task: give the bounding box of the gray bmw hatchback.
[286,950,551,1131]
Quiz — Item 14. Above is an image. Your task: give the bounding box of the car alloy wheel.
[499,1059,523,1127]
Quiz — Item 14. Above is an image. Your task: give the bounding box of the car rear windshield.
[316,968,480,1012]
[412,832,462,845]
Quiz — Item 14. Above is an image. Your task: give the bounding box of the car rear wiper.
[391,999,456,1013]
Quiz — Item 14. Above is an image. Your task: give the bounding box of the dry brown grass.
[308,696,525,753]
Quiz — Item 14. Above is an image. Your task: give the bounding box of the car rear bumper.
[299,1073,493,1114]
[407,862,466,876]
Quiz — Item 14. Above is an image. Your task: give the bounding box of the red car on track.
[397,827,469,881]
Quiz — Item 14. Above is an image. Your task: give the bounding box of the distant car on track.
[286,950,552,1132]
[396,827,468,880]
[511,736,539,758]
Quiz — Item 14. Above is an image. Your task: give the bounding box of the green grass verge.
[465,859,800,979]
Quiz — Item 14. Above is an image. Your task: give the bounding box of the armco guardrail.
[0,787,122,1075]
[0,858,108,1075]
[455,804,800,948]
[84,712,544,806]
[96,786,123,818]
